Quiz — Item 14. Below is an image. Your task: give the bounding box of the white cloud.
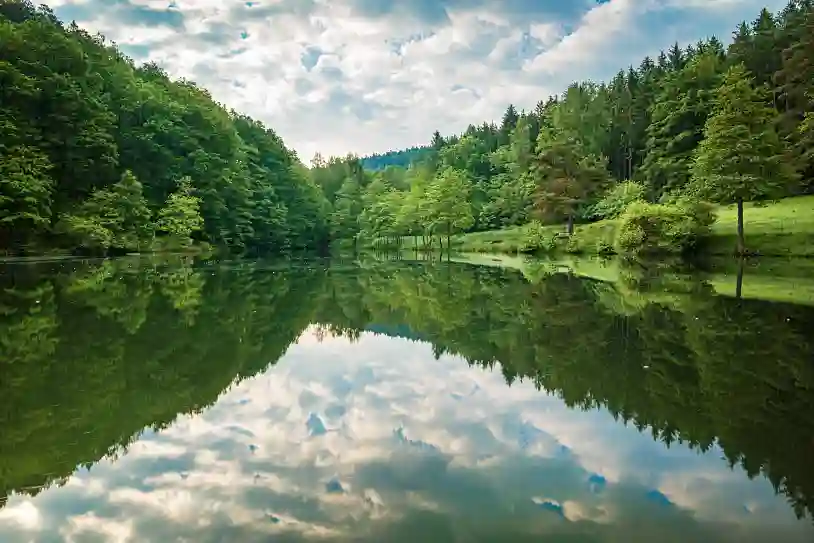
[34,1,783,161]
[42,0,789,160]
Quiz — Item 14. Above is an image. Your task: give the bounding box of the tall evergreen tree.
[640,51,725,198]
[691,64,798,254]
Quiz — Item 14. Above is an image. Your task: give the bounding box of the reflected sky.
[1,327,811,543]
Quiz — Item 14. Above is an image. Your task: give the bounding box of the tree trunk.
[566,213,574,235]
[735,257,744,300]
[736,198,745,255]
[447,221,451,253]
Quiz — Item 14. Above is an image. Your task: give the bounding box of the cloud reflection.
[0,327,810,542]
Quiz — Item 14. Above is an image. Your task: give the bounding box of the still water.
[0,255,813,542]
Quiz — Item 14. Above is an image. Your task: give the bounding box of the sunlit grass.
[452,195,814,257]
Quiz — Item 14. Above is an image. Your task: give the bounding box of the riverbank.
[451,195,814,257]
[441,252,814,307]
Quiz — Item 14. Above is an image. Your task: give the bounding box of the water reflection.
[0,256,812,542]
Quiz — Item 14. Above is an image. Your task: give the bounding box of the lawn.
[706,195,814,256]
[451,195,814,257]
[440,252,814,307]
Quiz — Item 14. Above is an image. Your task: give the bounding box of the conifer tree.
[691,64,798,254]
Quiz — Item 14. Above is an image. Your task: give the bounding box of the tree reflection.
[0,256,812,521]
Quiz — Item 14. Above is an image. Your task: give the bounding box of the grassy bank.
[451,195,814,257]
[442,252,814,307]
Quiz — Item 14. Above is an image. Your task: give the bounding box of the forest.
[1,0,812,258]
[311,0,814,256]
[1,257,813,521]
[0,1,331,256]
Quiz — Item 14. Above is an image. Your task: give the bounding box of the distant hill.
[360,146,433,171]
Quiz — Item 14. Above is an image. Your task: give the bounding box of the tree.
[0,142,53,248]
[57,170,153,253]
[774,7,814,184]
[691,64,799,254]
[155,176,204,248]
[426,168,474,249]
[531,136,611,234]
[330,177,363,242]
[590,180,647,220]
[640,51,724,199]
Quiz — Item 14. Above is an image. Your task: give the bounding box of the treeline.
[317,1,813,254]
[3,0,811,257]
[358,146,433,171]
[0,1,330,256]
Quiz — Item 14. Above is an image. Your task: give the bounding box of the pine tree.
[640,51,724,199]
[430,130,445,150]
[774,7,814,183]
[691,64,799,254]
[501,104,519,133]
[532,136,610,234]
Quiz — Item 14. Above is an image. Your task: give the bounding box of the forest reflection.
[1,255,812,524]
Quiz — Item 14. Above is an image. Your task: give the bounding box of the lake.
[1,255,813,542]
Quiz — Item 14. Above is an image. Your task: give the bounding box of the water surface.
[1,256,812,542]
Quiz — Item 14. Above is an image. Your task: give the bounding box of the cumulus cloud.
[42,0,788,160]
[1,327,810,541]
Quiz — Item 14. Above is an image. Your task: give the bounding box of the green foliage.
[155,177,204,248]
[614,200,716,255]
[691,63,799,253]
[532,136,611,231]
[639,51,725,197]
[589,180,647,219]
[0,143,53,246]
[426,167,475,242]
[522,220,558,253]
[692,64,799,204]
[0,10,328,255]
[57,171,153,253]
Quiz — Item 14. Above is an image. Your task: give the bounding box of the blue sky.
[44,0,787,161]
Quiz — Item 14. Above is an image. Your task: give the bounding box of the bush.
[589,181,647,220]
[614,199,715,255]
[522,221,557,252]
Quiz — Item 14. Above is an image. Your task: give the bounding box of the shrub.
[595,238,615,255]
[589,181,647,220]
[522,220,557,252]
[614,199,715,255]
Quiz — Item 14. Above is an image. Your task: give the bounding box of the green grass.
[706,195,814,256]
[439,252,814,307]
[452,195,814,257]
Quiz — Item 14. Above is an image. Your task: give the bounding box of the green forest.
[1,0,812,257]
[310,0,814,256]
[0,1,330,256]
[1,257,813,520]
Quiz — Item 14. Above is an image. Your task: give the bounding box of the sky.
[43,0,787,162]
[1,328,810,541]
